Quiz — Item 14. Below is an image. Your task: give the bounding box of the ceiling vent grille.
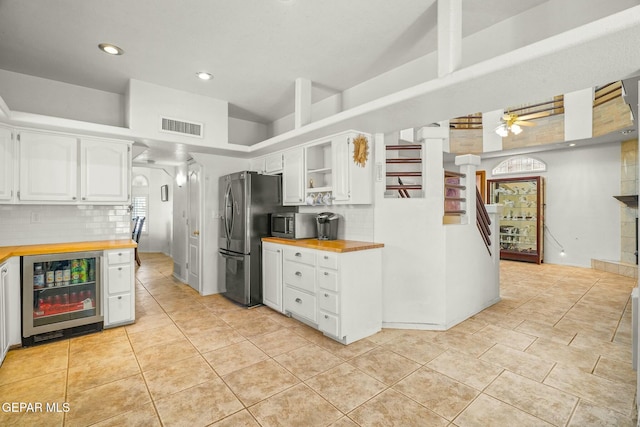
[160,116,203,138]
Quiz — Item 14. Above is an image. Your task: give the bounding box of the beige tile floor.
[0,253,637,426]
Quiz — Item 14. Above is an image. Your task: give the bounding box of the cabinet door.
[107,264,132,294]
[0,127,14,202]
[19,131,78,202]
[80,139,130,202]
[283,148,304,205]
[0,262,8,364]
[250,157,265,174]
[262,243,283,313]
[332,135,350,202]
[106,294,133,326]
[265,153,284,174]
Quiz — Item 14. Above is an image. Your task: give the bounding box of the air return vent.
[160,116,203,138]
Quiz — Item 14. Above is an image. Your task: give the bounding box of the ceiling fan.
[495,112,535,137]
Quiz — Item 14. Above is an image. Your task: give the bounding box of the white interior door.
[187,164,201,292]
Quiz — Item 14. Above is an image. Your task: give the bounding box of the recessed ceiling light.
[98,43,124,55]
[569,143,576,147]
[621,129,634,135]
[196,72,213,81]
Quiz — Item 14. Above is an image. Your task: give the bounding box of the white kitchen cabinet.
[266,241,382,344]
[283,147,305,205]
[332,132,372,205]
[250,156,265,174]
[18,130,78,202]
[103,249,135,328]
[0,126,14,203]
[0,257,20,366]
[262,242,283,313]
[265,152,284,174]
[80,138,130,203]
[17,130,132,204]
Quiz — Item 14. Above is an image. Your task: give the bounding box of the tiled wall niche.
[0,205,131,246]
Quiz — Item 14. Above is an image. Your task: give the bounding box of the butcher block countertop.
[262,237,383,253]
[0,239,137,264]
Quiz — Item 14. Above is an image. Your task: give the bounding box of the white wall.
[0,69,124,127]
[479,142,621,267]
[132,166,174,256]
[0,205,130,246]
[127,79,229,148]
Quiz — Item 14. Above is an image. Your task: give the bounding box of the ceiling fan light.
[511,124,522,135]
[495,125,508,137]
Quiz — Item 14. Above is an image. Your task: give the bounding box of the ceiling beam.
[437,0,462,77]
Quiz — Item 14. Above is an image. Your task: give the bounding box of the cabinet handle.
[118,252,122,256]
[1,267,7,274]
[295,271,302,277]
[277,250,280,253]
[324,272,329,276]
[324,256,328,260]
[82,197,86,201]
[295,298,302,303]
[118,296,122,300]
[118,267,122,271]
[324,314,329,319]
[324,293,329,297]
[295,252,302,257]
[72,197,77,200]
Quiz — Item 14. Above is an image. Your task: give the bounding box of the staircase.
[385,141,423,198]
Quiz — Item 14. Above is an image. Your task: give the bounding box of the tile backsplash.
[299,204,374,241]
[0,205,131,246]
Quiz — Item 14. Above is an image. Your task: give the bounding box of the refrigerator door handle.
[218,250,244,262]
[223,183,233,243]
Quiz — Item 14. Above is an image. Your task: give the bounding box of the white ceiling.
[0,0,548,124]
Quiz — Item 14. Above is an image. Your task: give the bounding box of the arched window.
[131,174,149,233]
[492,156,546,176]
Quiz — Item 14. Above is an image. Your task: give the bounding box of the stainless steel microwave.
[270,212,316,239]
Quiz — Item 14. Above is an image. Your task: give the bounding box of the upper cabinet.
[264,153,284,174]
[0,126,14,202]
[80,138,130,202]
[304,131,372,206]
[282,147,305,205]
[19,130,78,202]
[13,129,131,204]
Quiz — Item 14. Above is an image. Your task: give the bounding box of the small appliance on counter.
[316,212,339,240]
[270,212,316,239]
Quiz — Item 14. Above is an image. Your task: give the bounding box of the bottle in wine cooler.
[33,263,45,289]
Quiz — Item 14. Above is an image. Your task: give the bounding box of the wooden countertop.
[0,240,137,264]
[262,237,383,253]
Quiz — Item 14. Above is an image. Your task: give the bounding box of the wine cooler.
[22,251,103,346]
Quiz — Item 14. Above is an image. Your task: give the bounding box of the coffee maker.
[316,212,339,240]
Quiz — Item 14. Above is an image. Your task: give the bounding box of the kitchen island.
[262,237,383,344]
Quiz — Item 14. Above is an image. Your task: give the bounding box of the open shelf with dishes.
[488,176,545,264]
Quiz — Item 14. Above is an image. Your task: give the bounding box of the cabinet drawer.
[107,264,132,294]
[106,293,133,326]
[318,311,339,337]
[284,286,316,323]
[317,252,338,270]
[283,248,316,266]
[317,269,338,292]
[318,290,339,314]
[107,250,132,265]
[283,261,315,293]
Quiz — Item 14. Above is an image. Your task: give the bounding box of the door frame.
[187,161,203,294]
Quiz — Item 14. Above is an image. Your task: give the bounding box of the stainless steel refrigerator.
[219,171,285,306]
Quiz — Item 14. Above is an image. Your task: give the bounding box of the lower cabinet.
[262,242,283,313]
[0,257,20,366]
[263,242,382,345]
[103,249,135,328]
